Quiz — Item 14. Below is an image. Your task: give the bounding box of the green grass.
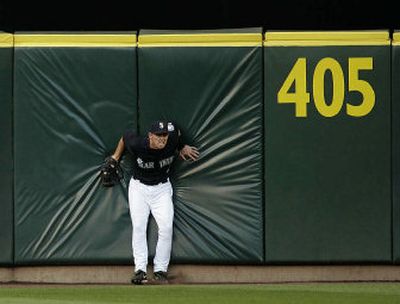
[1,283,400,304]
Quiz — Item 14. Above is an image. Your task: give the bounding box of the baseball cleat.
[153,271,169,284]
[131,270,148,285]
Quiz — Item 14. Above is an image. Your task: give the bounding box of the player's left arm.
[180,144,199,161]
[176,129,200,161]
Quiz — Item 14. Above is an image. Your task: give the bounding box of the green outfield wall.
[137,29,264,263]
[392,31,400,264]
[0,33,13,265]
[13,33,137,264]
[264,31,392,262]
[0,30,398,266]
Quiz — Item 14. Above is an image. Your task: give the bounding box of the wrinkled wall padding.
[3,29,398,267]
[14,33,137,265]
[393,31,400,263]
[138,29,264,263]
[0,33,13,265]
[264,31,392,263]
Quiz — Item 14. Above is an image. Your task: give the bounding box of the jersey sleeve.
[176,128,185,151]
[123,129,140,155]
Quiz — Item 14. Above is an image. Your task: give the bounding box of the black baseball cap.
[149,120,169,135]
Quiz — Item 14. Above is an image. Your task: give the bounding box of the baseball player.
[109,120,199,284]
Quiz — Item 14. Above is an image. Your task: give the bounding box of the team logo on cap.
[168,122,174,131]
[159,122,164,129]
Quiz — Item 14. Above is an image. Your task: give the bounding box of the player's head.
[148,120,169,149]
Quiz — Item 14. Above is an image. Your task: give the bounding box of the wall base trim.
[1,265,400,284]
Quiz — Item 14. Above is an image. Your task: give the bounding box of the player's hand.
[179,145,200,161]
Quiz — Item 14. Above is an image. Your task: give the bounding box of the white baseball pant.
[128,178,174,273]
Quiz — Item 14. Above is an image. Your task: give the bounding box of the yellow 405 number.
[277,57,375,117]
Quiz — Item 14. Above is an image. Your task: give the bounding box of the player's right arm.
[111,137,125,161]
[111,129,139,161]
[116,129,142,159]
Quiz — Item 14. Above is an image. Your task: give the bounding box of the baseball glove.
[100,156,122,187]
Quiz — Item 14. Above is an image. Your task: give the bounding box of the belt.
[135,178,168,186]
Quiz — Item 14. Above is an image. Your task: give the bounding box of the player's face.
[149,132,169,149]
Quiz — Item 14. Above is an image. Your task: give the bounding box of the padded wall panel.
[264,31,391,263]
[138,29,264,263]
[14,33,137,264]
[0,33,14,265]
[392,31,400,263]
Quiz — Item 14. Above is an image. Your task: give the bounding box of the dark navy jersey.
[123,123,184,185]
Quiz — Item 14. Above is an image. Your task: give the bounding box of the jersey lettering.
[137,157,154,169]
[159,156,175,168]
